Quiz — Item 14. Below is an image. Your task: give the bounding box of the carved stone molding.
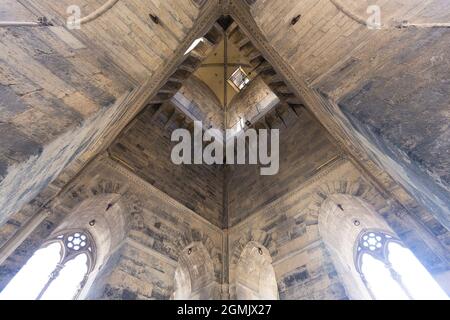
[89,1,222,155]
[229,230,273,267]
[227,0,437,234]
[103,156,223,233]
[0,1,224,234]
[305,180,388,222]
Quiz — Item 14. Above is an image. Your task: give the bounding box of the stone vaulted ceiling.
[248,0,450,229]
[0,0,449,233]
[193,33,252,107]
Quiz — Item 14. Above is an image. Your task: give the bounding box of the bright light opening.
[41,253,88,300]
[0,232,92,300]
[228,67,250,92]
[387,242,448,300]
[359,231,448,300]
[0,242,62,300]
[184,37,204,55]
[361,253,409,300]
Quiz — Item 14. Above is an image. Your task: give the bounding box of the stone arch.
[232,241,278,300]
[60,177,128,212]
[229,229,277,299]
[173,227,222,284]
[127,212,222,299]
[60,176,144,238]
[317,193,395,299]
[52,194,130,265]
[316,191,450,299]
[301,179,395,300]
[50,193,131,299]
[230,229,274,268]
[300,178,450,299]
[172,241,218,300]
[306,178,447,261]
[305,179,389,225]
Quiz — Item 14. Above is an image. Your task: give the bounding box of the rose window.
[361,232,383,251]
[66,232,88,251]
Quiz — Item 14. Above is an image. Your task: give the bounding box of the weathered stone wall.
[227,107,341,226]
[174,75,224,130]
[1,155,448,299]
[0,0,203,229]
[234,242,278,300]
[228,159,450,300]
[227,76,278,129]
[86,159,223,300]
[109,104,225,228]
[0,154,224,299]
[249,0,450,230]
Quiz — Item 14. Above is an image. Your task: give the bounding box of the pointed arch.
[230,229,274,268]
[173,227,223,286]
[317,193,394,299]
[302,178,449,275]
[229,229,277,300]
[233,241,278,300]
[47,193,131,299]
[0,228,96,300]
[304,179,388,225]
[172,241,217,300]
[317,192,448,299]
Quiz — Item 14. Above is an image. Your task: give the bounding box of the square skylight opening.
[228,66,250,92]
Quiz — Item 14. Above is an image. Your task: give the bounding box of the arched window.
[0,230,95,300]
[355,230,448,300]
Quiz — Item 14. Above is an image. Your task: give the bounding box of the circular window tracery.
[355,229,402,272]
[354,229,448,300]
[361,232,383,251]
[53,230,95,270]
[49,230,95,299]
[66,232,88,251]
[2,229,97,300]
